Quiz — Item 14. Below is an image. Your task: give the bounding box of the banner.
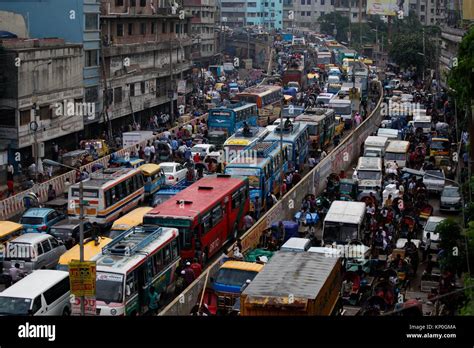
[69,260,96,297]
[367,0,409,16]
[177,80,186,94]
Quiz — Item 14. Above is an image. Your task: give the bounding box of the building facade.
[100,0,193,128]
[220,0,283,30]
[409,0,448,26]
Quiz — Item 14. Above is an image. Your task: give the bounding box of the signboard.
[367,0,409,16]
[69,260,96,297]
[71,296,96,316]
[177,80,186,94]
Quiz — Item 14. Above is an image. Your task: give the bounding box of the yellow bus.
[430,138,450,157]
[0,221,24,259]
[108,206,153,239]
[56,236,113,271]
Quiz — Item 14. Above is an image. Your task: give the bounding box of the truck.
[283,60,306,88]
[352,156,383,199]
[363,136,389,158]
[122,131,155,148]
[240,251,342,316]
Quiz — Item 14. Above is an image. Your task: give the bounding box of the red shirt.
[190,263,202,278]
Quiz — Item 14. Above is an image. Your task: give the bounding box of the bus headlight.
[110,309,117,316]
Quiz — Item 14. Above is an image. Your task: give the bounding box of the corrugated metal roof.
[242,252,339,300]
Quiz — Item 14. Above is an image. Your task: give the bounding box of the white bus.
[93,225,180,316]
[385,140,410,168]
[68,167,145,227]
[322,201,366,246]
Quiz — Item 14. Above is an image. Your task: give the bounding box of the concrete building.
[0,0,101,125]
[409,0,448,26]
[220,0,283,30]
[439,26,466,88]
[0,39,84,166]
[100,0,194,128]
[183,0,219,67]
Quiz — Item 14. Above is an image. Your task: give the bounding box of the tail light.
[39,225,48,231]
[168,175,174,180]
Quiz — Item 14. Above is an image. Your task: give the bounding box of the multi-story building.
[439,26,466,88]
[220,0,283,30]
[0,0,101,126]
[100,0,193,128]
[183,0,219,67]
[0,39,84,167]
[409,0,448,26]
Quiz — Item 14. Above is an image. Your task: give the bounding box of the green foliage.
[448,27,474,109]
[436,218,466,273]
[318,13,349,44]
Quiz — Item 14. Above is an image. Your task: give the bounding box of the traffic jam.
[0,29,468,319]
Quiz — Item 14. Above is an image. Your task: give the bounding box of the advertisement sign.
[69,260,96,297]
[367,0,409,16]
[71,296,96,316]
[177,80,186,94]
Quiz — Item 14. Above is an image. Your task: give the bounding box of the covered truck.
[240,251,342,316]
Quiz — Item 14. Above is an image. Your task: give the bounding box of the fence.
[158,81,384,315]
[0,114,208,220]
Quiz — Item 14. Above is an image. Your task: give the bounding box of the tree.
[436,218,466,275]
[318,13,349,44]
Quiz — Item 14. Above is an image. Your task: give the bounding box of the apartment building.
[409,0,448,26]
[220,0,284,30]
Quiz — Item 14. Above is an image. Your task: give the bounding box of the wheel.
[62,307,71,316]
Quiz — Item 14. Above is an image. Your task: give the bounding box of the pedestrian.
[183,262,195,287]
[422,232,431,262]
[254,196,261,220]
[7,163,14,181]
[286,172,293,190]
[52,142,59,162]
[8,263,23,285]
[150,143,156,163]
[244,212,255,230]
[147,286,160,315]
[6,178,14,197]
[308,156,316,169]
[144,143,152,163]
[292,170,301,185]
[47,184,56,201]
[190,258,202,278]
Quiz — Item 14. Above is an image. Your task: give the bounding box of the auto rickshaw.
[334,116,345,137]
[80,139,109,158]
[339,178,357,201]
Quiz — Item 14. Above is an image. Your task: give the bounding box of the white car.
[190,144,216,160]
[423,216,446,251]
[160,162,188,185]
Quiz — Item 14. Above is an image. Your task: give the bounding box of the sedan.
[49,219,94,248]
[160,162,188,185]
[190,144,216,160]
[440,186,462,212]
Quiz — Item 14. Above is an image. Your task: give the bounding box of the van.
[0,221,24,260]
[412,115,432,134]
[363,136,388,158]
[280,237,311,252]
[377,128,399,140]
[0,270,71,315]
[3,233,66,275]
[322,201,366,245]
[385,140,410,168]
[423,216,446,250]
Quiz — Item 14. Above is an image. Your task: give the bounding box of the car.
[160,162,188,185]
[423,169,445,194]
[423,216,446,251]
[20,208,67,233]
[440,186,462,212]
[49,219,94,248]
[190,144,216,160]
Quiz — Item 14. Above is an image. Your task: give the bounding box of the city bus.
[68,167,145,228]
[108,206,154,239]
[207,102,259,147]
[294,108,335,148]
[430,138,450,157]
[139,163,166,197]
[236,85,282,125]
[143,175,250,264]
[263,122,310,170]
[94,226,180,316]
[0,221,24,259]
[225,141,290,213]
[223,126,269,165]
[56,236,113,271]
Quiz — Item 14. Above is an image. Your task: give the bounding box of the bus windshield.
[96,272,124,303]
[239,95,257,104]
[357,171,381,180]
[215,268,259,287]
[385,152,407,161]
[225,168,260,189]
[324,222,358,243]
[431,141,449,150]
[144,217,193,250]
[331,105,351,115]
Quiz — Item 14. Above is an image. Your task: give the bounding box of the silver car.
[440,186,462,212]
[423,169,445,194]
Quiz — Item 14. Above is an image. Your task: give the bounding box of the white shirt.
[144,146,151,156]
[7,164,14,174]
[149,145,155,154]
[163,131,171,139]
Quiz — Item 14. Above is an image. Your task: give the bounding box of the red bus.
[143,175,249,264]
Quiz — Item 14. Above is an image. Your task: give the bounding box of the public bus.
[143,175,250,264]
[108,206,154,239]
[223,126,269,165]
[263,122,310,170]
[295,107,336,148]
[236,85,282,125]
[139,163,166,197]
[94,226,180,316]
[225,141,290,213]
[207,102,259,147]
[68,167,145,228]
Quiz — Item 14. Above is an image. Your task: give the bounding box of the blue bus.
[263,122,310,170]
[207,102,258,147]
[224,141,290,213]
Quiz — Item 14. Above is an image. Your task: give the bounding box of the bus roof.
[264,123,309,143]
[71,167,141,190]
[139,163,162,176]
[94,227,178,274]
[386,140,410,153]
[364,136,389,147]
[145,176,247,220]
[324,201,366,225]
[224,127,269,146]
[1,270,69,299]
[237,85,281,97]
[221,260,264,272]
[357,156,382,170]
[209,102,257,113]
[111,207,154,231]
[0,221,23,238]
[58,237,113,266]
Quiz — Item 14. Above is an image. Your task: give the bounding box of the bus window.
[171,239,179,260]
[202,212,212,234]
[212,205,223,225]
[232,191,240,209]
[126,273,136,300]
[163,244,171,266]
[105,190,112,207]
[153,249,163,272]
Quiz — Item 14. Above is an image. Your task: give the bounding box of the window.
[140,0,146,6]
[32,296,42,314]
[130,83,135,97]
[306,11,310,16]
[114,87,122,104]
[232,191,241,209]
[153,249,163,272]
[352,12,357,18]
[212,205,223,225]
[320,0,324,4]
[39,106,51,120]
[162,21,166,33]
[131,0,136,5]
[141,81,145,94]
[35,243,43,256]
[140,23,146,35]
[331,0,334,4]
[85,86,98,103]
[117,23,124,37]
[171,239,179,260]
[116,0,124,6]
[85,13,99,30]
[105,190,112,208]
[169,22,174,32]
[307,0,311,3]
[41,240,52,253]
[202,212,212,234]
[125,273,136,299]
[163,245,171,265]
[85,50,99,67]
[43,278,70,305]
[50,238,59,248]
[301,0,305,4]
[128,23,134,35]
[151,22,156,34]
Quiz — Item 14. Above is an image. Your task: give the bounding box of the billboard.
[367,0,409,17]
[463,0,474,20]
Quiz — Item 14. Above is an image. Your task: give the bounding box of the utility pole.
[169,19,174,124]
[422,27,426,84]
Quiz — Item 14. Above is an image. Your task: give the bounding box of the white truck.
[322,201,367,245]
[363,136,389,158]
[353,157,383,200]
[122,131,155,148]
